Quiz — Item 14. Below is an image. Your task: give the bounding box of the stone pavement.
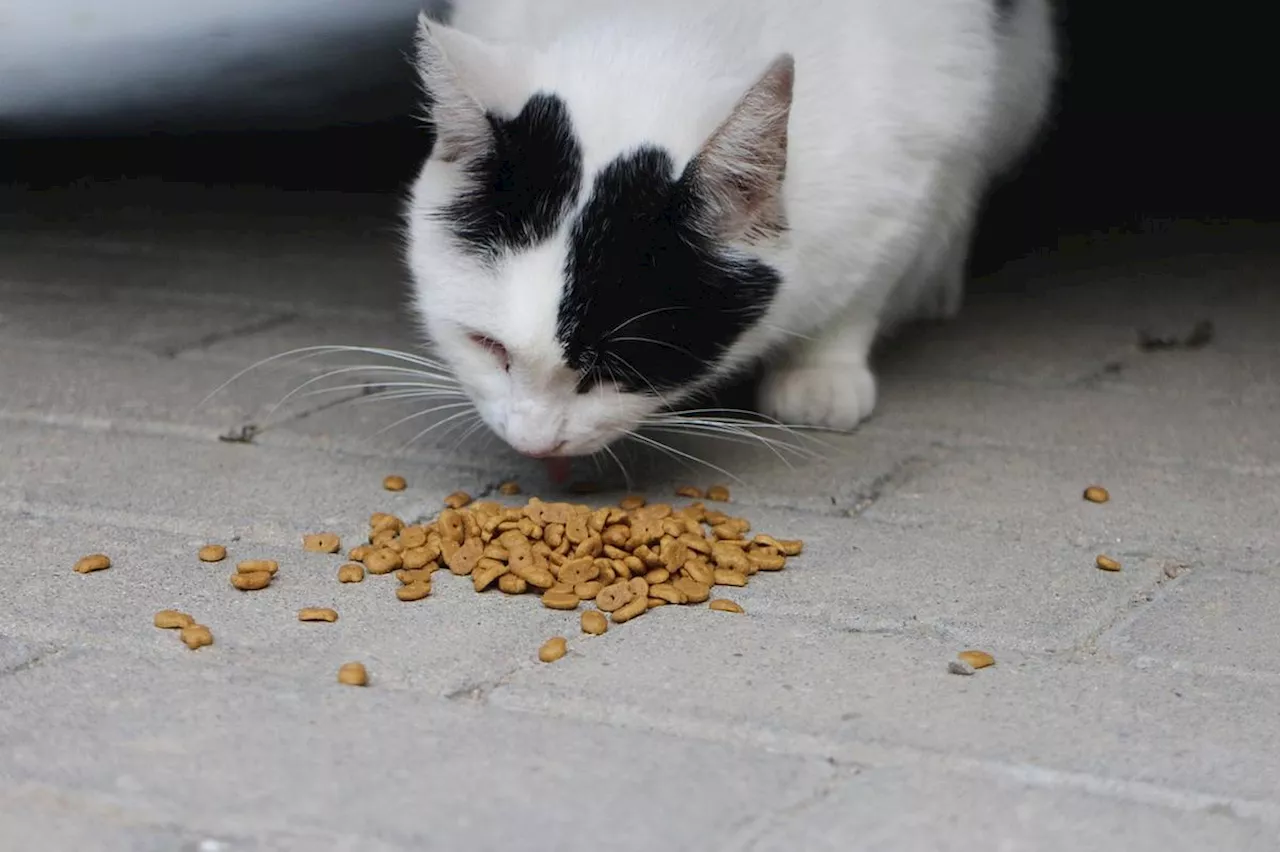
[1,185,1278,850]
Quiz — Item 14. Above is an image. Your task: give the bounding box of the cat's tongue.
[544,457,572,484]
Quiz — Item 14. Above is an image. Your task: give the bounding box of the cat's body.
[404,0,1056,458]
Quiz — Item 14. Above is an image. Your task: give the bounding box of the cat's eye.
[468,332,510,371]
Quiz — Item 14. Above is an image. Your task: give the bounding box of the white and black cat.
[403,0,1057,461]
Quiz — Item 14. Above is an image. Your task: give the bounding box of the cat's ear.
[686,54,794,241]
[415,15,527,163]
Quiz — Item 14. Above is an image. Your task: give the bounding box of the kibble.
[541,589,581,610]
[337,563,365,583]
[198,545,227,563]
[1083,485,1110,504]
[444,490,473,509]
[230,571,272,591]
[365,549,403,575]
[709,599,744,613]
[303,533,341,554]
[706,485,731,502]
[337,662,368,686]
[383,475,407,491]
[73,554,110,574]
[397,581,432,602]
[610,595,648,624]
[538,636,568,663]
[957,650,995,669]
[237,559,279,576]
[581,610,608,635]
[298,607,339,623]
[499,481,522,496]
[180,624,213,650]
[1096,554,1122,572]
[675,485,704,499]
[154,610,194,629]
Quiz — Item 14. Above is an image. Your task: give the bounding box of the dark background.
[1,2,1274,276]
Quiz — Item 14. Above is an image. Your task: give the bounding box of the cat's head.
[404,17,793,458]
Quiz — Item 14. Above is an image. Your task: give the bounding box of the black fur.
[995,0,1016,19]
[557,146,780,395]
[442,94,582,259]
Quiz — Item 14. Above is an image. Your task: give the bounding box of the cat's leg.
[757,308,881,431]
[912,224,970,321]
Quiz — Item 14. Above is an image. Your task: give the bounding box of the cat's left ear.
[415,15,531,163]
[685,54,794,242]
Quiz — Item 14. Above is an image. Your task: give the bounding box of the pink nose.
[519,440,568,459]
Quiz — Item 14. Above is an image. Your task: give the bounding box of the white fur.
[405,0,1056,454]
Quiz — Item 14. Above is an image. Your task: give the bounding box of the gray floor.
[2,185,1278,851]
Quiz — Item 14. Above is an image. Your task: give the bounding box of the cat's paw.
[757,362,878,431]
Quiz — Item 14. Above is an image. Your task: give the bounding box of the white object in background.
[0,0,450,134]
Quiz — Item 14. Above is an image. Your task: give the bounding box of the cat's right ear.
[414,15,516,163]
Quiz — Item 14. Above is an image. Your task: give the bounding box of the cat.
[402,0,1057,460]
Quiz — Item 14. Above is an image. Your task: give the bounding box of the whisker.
[374,401,476,437]
[609,336,703,362]
[602,443,634,491]
[623,431,745,485]
[601,305,692,340]
[398,409,481,452]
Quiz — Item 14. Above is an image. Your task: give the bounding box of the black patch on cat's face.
[557,146,780,395]
[443,94,583,258]
[995,0,1016,19]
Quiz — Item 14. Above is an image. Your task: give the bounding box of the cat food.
[706,485,731,502]
[230,570,272,591]
[397,581,432,601]
[337,662,368,686]
[1083,486,1110,504]
[74,554,110,574]
[154,610,194,629]
[610,595,649,624]
[1096,554,1122,572]
[236,559,279,575]
[337,563,365,583]
[541,589,581,610]
[303,533,341,554]
[444,491,473,509]
[298,607,339,623]
[675,486,705,499]
[180,624,213,650]
[709,598,744,613]
[198,545,227,563]
[957,650,995,669]
[364,549,402,575]
[538,636,568,663]
[580,610,608,635]
[383,475,407,491]
[499,481,522,495]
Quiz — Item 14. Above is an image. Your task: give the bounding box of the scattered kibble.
[73,554,110,574]
[1096,554,1122,572]
[1083,486,1110,504]
[180,624,213,650]
[154,610,194,630]
[197,545,227,563]
[298,608,339,623]
[337,563,365,583]
[396,581,431,602]
[498,481,522,495]
[236,559,279,576]
[337,662,368,686]
[383,475,407,492]
[230,571,272,591]
[957,650,995,669]
[709,599,744,614]
[675,485,704,499]
[444,491,473,509]
[538,636,568,663]
[580,610,608,635]
[705,485,731,502]
[303,533,341,554]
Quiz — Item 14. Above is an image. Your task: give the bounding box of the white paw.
[757,362,878,431]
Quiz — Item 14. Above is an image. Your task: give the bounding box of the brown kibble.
[714,569,748,587]
[581,610,608,635]
[705,485,731,502]
[709,599,744,614]
[541,589,581,610]
[364,548,403,575]
[73,554,110,574]
[618,495,646,511]
[958,650,995,669]
[573,580,603,600]
[401,547,435,570]
[369,513,403,535]
[610,595,648,624]
[337,563,365,583]
[154,610,194,629]
[752,534,803,556]
[445,537,484,576]
[644,568,671,585]
[648,583,687,605]
[1096,554,1122,572]
[347,544,373,563]
[396,568,435,585]
[1083,485,1110,504]
[747,550,786,572]
[230,570,272,591]
[595,581,635,613]
[338,662,368,686]
[303,533,341,554]
[538,636,568,663]
[197,545,227,563]
[473,558,509,591]
[399,526,428,549]
[675,485,704,499]
[498,481,522,495]
[444,490,473,509]
[383,475,407,491]
[236,559,279,576]
[397,581,432,602]
[647,597,667,609]
[498,573,528,595]
[180,624,213,650]
[673,577,711,604]
[298,607,339,623]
